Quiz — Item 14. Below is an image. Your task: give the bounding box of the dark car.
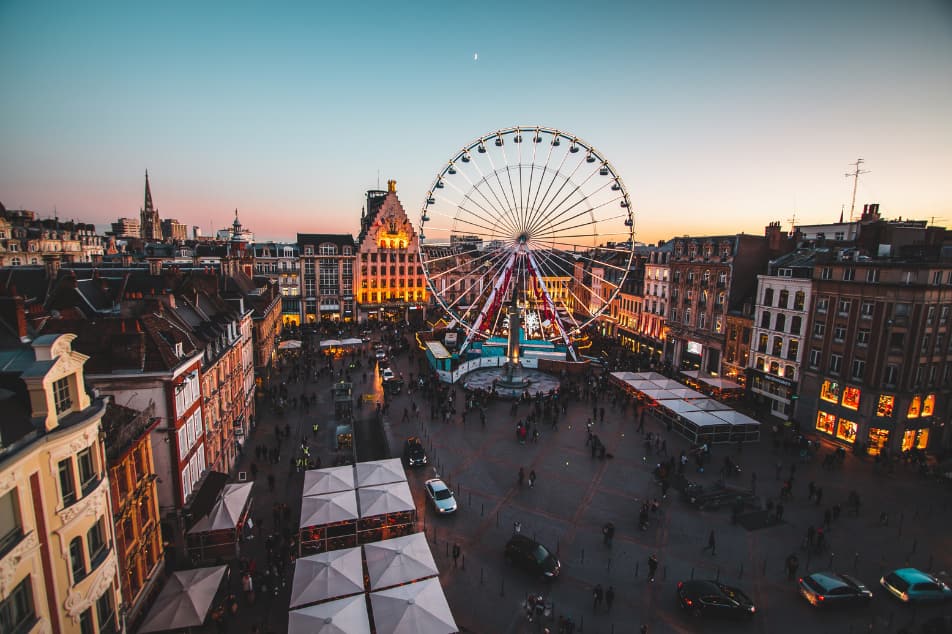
[799,571,873,607]
[677,580,756,619]
[384,378,404,396]
[402,437,427,467]
[504,534,561,578]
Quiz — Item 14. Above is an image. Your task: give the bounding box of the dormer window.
[175,342,183,358]
[53,376,72,414]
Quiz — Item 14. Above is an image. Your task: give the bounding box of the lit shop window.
[907,396,922,419]
[820,380,840,404]
[902,428,929,452]
[876,395,894,417]
[816,411,836,434]
[835,419,857,444]
[922,394,935,417]
[866,428,890,456]
[841,386,861,411]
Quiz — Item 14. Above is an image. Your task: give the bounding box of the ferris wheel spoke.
[533,247,621,310]
[460,252,517,354]
[523,141,573,241]
[525,250,574,351]
[435,249,512,338]
[527,249,588,337]
[496,143,523,233]
[449,152,521,237]
[425,245,508,283]
[532,239,637,255]
[531,195,628,241]
[468,155,523,239]
[439,249,514,316]
[425,206,513,240]
[525,161,608,238]
[483,151,521,235]
[526,132,558,233]
[528,240,630,274]
[440,178,515,234]
[524,140,590,236]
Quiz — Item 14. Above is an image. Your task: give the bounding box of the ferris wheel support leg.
[460,252,516,354]
[525,250,576,359]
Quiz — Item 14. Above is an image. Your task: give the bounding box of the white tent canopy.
[355,458,407,488]
[680,410,732,428]
[188,482,253,534]
[711,410,761,426]
[341,338,364,346]
[689,398,733,412]
[658,399,704,415]
[304,466,356,496]
[370,577,458,634]
[288,594,372,634]
[279,339,303,350]
[358,481,415,517]
[609,371,638,381]
[364,533,439,591]
[290,547,365,608]
[138,565,228,633]
[300,490,359,529]
[321,339,343,348]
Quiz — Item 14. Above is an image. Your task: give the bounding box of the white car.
[424,478,457,514]
[381,368,395,382]
[375,349,387,360]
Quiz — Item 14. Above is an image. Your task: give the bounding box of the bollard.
[829,552,835,568]
[480,502,484,517]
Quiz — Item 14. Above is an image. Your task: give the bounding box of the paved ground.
[188,339,952,634]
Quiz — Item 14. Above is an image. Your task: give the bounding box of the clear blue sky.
[1,0,950,243]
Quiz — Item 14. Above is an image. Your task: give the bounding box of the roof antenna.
[845,158,870,222]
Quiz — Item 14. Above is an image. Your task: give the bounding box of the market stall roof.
[355,458,407,488]
[640,389,688,402]
[288,594,372,634]
[646,378,684,390]
[340,338,364,346]
[320,339,343,348]
[680,409,732,428]
[711,410,761,427]
[188,482,253,534]
[369,577,458,634]
[627,380,661,392]
[657,399,705,415]
[358,481,415,517]
[682,370,744,390]
[609,371,638,381]
[689,398,733,412]
[661,387,704,399]
[300,490,359,528]
[364,533,439,591]
[279,339,303,350]
[289,547,365,608]
[304,466,356,496]
[137,565,228,633]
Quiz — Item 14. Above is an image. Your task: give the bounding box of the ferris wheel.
[419,126,636,355]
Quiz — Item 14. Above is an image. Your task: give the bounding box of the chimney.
[43,255,61,279]
[147,257,162,276]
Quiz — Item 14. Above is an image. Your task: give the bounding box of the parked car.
[798,571,873,607]
[381,368,395,382]
[881,568,952,603]
[424,478,457,514]
[383,378,404,395]
[504,534,560,578]
[676,580,756,619]
[403,437,427,467]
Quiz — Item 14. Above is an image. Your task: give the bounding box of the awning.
[184,471,228,528]
[289,547,365,608]
[369,577,458,634]
[279,339,303,350]
[355,458,407,488]
[340,338,364,346]
[358,481,415,517]
[320,339,343,348]
[138,566,228,633]
[288,594,371,634]
[188,482,253,533]
[300,490,359,528]
[303,466,355,496]
[364,533,439,591]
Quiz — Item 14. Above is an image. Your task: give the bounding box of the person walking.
[518,467,525,487]
[528,470,537,489]
[702,530,716,555]
[814,486,824,506]
[605,585,615,612]
[786,553,799,580]
[647,554,659,582]
[452,543,461,568]
[602,522,615,547]
[592,584,603,612]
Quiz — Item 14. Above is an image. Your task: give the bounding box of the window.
[755,357,765,371]
[816,297,828,313]
[857,329,870,347]
[835,419,857,444]
[833,325,846,342]
[303,246,313,255]
[829,354,842,375]
[773,313,785,333]
[794,291,805,310]
[861,301,874,319]
[866,269,880,283]
[851,359,865,381]
[942,306,950,324]
[813,321,825,338]
[908,396,922,418]
[59,458,77,506]
[87,518,108,570]
[777,290,789,309]
[78,447,97,495]
[837,299,851,316]
[820,379,840,403]
[318,243,337,256]
[787,339,799,361]
[80,608,95,634]
[70,537,86,583]
[0,489,22,556]
[760,311,771,328]
[820,267,832,280]
[772,336,783,356]
[53,376,72,414]
[763,288,774,306]
[842,385,861,410]
[816,411,836,434]
[790,316,801,335]
[884,364,899,387]
[809,348,821,368]
[876,394,894,417]
[0,577,35,634]
[96,589,117,634]
[843,268,855,281]
[933,271,943,285]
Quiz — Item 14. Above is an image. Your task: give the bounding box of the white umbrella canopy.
[138,565,228,632]
[357,481,415,517]
[300,490,359,529]
[341,337,364,345]
[289,547,365,608]
[370,577,458,634]
[364,533,439,591]
[279,339,303,350]
[188,482,254,533]
[288,594,372,634]
[321,339,343,348]
[304,465,356,496]
[355,458,407,488]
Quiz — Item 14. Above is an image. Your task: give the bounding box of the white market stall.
[300,490,360,554]
[369,577,459,634]
[289,547,365,609]
[186,482,254,561]
[364,533,439,591]
[138,566,229,633]
[288,594,372,634]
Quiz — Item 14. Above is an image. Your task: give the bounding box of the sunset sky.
[1,0,950,244]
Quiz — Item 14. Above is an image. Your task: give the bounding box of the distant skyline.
[1,0,950,244]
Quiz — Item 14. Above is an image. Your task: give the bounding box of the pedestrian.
[640,626,648,634]
[775,461,783,481]
[823,508,832,529]
[452,543,461,568]
[528,470,537,489]
[602,522,615,547]
[605,585,615,611]
[814,486,823,506]
[703,530,716,555]
[647,554,658,582]
[513,521,522,534]
[805,525,815,548]
[808,480,816,501]
[775,502,785,522]
[786,553,800,580]
[518,467,525,487]
[592,583,603,612]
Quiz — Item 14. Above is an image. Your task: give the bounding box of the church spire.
[144,169,154,212]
